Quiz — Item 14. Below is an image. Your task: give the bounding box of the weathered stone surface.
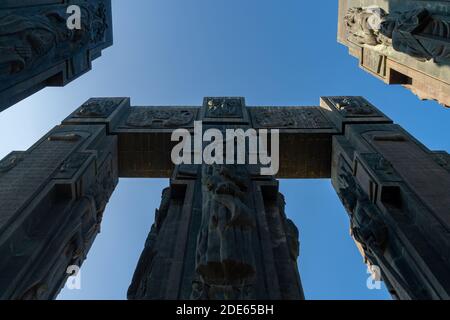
[320,96,391,132]
[113,99,338,178]
[204,97,244,118]
[128,164,305,300]
[0,123,118,299]
[250,107,332,129]
[345,6,450,63]
[124,107,197,129]
[338,0,450,107]
[332,121,450,299]
[0,0,113,112]
[1,96,449,300]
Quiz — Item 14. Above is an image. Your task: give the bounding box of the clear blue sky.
[0,0,448,300]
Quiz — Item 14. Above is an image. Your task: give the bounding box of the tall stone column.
[128,164,304,300]
[128,98,304,300]
[325,96,450,299]
[0,97,125,299]
[0,0,113,112]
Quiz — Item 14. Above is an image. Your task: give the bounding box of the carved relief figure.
[126,108,195,128]
[345,7,450,63]
[0,3,108,76]
[337,161,431,299]
[75,99,118,118]
[128,188,171,299]
[332,97,375,116]
[206,98,243,118]
[253,108,329,128]
[1,188,101,300]
[193,165,255,299]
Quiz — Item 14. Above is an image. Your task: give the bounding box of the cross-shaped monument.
[0,97,449,300]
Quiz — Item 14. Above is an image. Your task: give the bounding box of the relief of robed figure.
[193,165,256,299]
[345,6,450,64]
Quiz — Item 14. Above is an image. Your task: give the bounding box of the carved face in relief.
[91,3,108,42]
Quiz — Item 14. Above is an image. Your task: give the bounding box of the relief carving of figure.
[345,7,450,63]
[192,165,255,299]
[206,98,242,118]
[333,97,375,116]
[0,3,108,76]
[126,109,194,128]
[337,162,431,299]
[254,108,328,128]
[75,99,118,118]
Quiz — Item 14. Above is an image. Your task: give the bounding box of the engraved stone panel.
[73,98,124,118]
[344,6,450,64]
[124,107,197,128]
[204,97,244,118]
[329,96,379,117]
[0,152,25,175]
[250,107,332,129]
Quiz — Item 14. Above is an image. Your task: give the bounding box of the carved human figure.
[333,97,375,116]
[0,12,81,76]
[0,3,108,76]
[344,7,450,63]
[193,165,256,299]
[344,7,385,46]
[337,164,431,299]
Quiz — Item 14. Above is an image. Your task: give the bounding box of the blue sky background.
[0,0,449,300]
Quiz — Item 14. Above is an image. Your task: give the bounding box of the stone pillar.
[128,98,304,300]
[0,97,124,299]
[128,164,304,300]
[0,0,113,112]
[325,96,450,299]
